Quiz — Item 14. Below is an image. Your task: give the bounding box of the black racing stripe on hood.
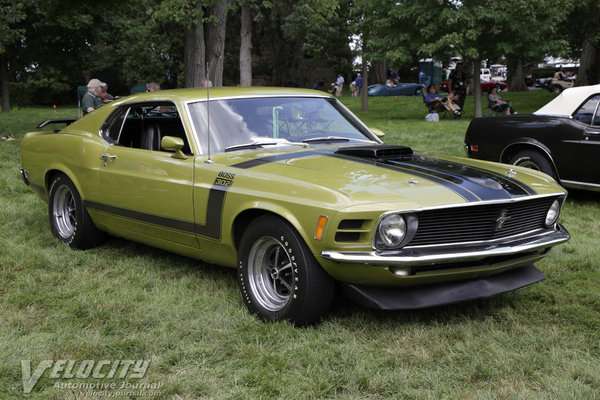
[232,148,335,169]
[431,157,537,195]
[393,155,535,198]
[229,147,533,202]
[331,154,480,202]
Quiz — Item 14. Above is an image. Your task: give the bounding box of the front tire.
[509,150,555,179]
[551,85,562,93]
[238,215,334,325]
[48,174,104,249]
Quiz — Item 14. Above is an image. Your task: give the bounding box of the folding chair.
[487,99,511,116]
[421,86,449,119]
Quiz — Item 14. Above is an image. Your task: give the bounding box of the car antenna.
[204,61,213,164]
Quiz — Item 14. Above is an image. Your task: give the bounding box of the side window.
[573,95,600,125]
[102,106,130,144]
[101,102,192,154]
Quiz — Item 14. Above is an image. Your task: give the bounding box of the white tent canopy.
[534,84,600,117]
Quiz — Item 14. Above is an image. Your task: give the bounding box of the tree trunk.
[576,35,600,87]
[361,47,368,111]
[184,1,206,88]
[1,56,10,113]
[509,58,526,92]
[372,62,386,84]
[239,2,252,87]
[472,59,482,118]
[206,0,231,86]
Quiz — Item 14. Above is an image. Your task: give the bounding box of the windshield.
[187,96,375,154]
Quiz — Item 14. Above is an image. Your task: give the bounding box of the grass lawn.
[1,91,599,399]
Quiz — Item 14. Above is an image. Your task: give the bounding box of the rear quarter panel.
[465,115,583,180]
[21,129,105,201]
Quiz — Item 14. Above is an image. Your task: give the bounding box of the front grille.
[408,197,557,247]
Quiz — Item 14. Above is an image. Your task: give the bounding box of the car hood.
[220,146,563,209]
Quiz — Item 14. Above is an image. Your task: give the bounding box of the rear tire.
[238,215,334,325]
[551,85,562,93]
[509,150,555,179]
[48,173,104,249]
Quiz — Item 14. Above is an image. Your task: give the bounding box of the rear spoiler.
[36,119,77,129]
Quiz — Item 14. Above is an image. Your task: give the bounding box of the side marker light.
[314,216,328,240]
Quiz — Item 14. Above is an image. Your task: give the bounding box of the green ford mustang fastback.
[20,87,570,324]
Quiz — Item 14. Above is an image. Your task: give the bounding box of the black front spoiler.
[341,264,545,310]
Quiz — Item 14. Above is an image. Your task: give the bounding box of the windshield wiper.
[225,139,308,152]
[302,136,350,143]
[225,142,277,152]
[302,136,377,144]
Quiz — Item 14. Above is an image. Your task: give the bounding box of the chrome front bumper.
[321,224,570,266]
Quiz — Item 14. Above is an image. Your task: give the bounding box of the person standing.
[335,73,344,97]
[146,82,161,92]
[82,79,107,115]
[354,73,363,96]
[449,62,467,117]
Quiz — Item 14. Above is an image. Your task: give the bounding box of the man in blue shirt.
[354,74,363,95]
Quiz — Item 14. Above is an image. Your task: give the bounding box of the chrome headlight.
[375,213,418,249]
[545,199,561,227]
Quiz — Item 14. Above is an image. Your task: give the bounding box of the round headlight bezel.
[374,212,418,250]
[545,199,561,227]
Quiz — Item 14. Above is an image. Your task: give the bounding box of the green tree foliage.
[560,0,600,86]
[1,0,588,111]
[0,0,26,112]
[224,0,353,87]
[358,0,569,116]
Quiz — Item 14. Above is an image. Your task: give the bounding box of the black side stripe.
[331,153,480,202]
[85,200,197,234]
[85,178,232,240]
[195,181,230,239]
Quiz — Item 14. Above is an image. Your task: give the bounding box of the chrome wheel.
[247,236,294,312]
[516,160,541,171]
[510,150,555,179]
[52,184,77,239]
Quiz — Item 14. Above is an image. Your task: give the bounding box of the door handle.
[100,154,116,166]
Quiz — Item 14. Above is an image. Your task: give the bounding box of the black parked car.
[465,84,600,192]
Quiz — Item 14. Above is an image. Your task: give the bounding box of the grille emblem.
[495,209,511,231]
[506,169,517,177]
[407,177,419,185]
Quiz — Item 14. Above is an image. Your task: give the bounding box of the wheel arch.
[45,168,85,198]
[500,141,560,180]
[231,206,316,253]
